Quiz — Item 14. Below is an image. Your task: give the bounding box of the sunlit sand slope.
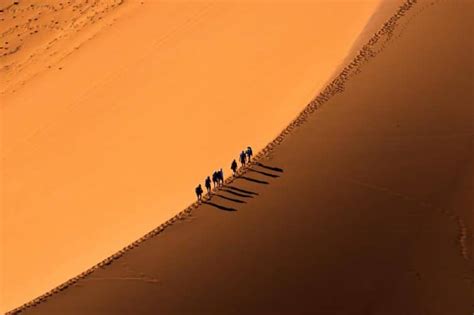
[8,0,472,314]
[2,0,381,312]
[0,0,125,93]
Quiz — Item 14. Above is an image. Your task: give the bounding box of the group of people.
[207,169,224,191]
[195,146,253,201]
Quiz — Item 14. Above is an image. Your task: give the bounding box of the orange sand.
[6,0,472,313]
[1,0,381,311]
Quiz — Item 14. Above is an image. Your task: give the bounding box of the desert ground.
[3,0,473,314]
[2,0,382,312]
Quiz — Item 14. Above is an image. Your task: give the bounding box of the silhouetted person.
[212,171,218,188]
[240,151,247,166]
[246,146,253,161]
[195,184,203,201]
[218,168,224,186]
[231,159,238,175]
[205,176,211,193]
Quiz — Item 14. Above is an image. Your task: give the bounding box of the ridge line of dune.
[5,1,425,314]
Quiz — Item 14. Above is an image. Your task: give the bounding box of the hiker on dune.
[218,168,224,186]
[212,171,218,188]
[205,176,211,193]
[246,146,253,161]
[231,159,238,175]
[240,150,247,166]
[195,184,203,201]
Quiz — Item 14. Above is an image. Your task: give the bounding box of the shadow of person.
[221,188,254,198]
[215,194,246,204]
[240,176,269,185]
[203,201,237,211]
[256,162,284,173]
[248,169,280,178]
[224,186,259,196]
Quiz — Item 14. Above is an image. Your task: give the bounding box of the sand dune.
[1,0,383,312]
[4,0,472,314]
[0,0,126,94]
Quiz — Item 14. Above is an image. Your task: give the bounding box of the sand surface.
[5,0,472,314]
[1,0,383,312]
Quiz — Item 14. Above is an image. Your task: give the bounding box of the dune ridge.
[2,0,438,314]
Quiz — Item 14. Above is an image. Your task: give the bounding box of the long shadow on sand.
[225,186,259,196]
[256,162,284,173]
[221,188,254,198]
[203,201,236,212]
[240,176,269,185]
[215,194,246,204]
[204,164,283,212]
[248,169,280,178]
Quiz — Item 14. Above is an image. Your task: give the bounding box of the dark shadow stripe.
[256,162,284,173]
[221,189,254,198]
[203,202,236,211]
[240,176,269,185]
[215,194,246,204]
[249,169,280,178]
[225,186,259,195]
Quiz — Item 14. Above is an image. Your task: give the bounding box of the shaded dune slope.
[8,0,473,314]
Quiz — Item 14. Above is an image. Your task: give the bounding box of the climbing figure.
[205,176,211,193]
[218,168,224,186]
[212,171,218,188]
[240,150,247,166]
[231,159,238,175]
[246,146,253,161]
[195,184,203,201]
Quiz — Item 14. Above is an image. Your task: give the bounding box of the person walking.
[212,171,218,188]
[205,176,211,193]
[231,159,238,175]
[195,184,203,201]
[240,150,247,166]
[218,168,224,186]
[246,146,253,161]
